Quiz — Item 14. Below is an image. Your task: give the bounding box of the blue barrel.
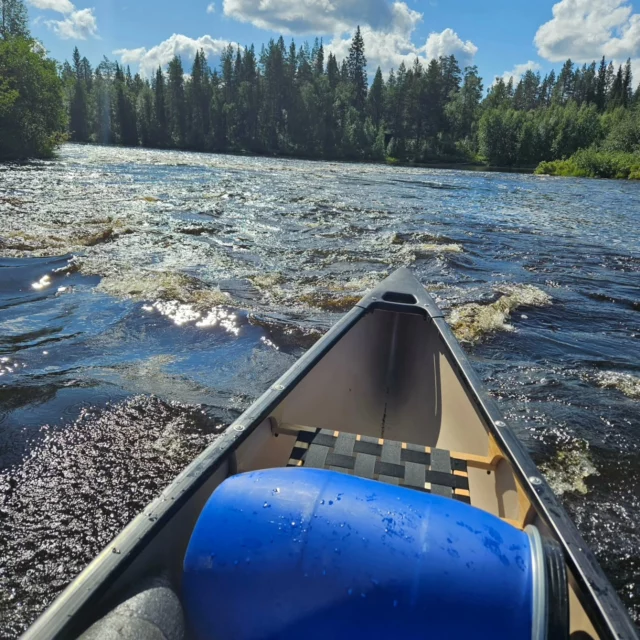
[183,468,538,640]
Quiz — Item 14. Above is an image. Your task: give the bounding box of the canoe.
[24,268,638,640]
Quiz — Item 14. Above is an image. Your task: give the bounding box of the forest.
[3,0,640,177]
[61,36,640,171]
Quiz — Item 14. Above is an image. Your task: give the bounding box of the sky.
[26,0,640,87]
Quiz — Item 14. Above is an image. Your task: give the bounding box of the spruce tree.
[69,47,89,141]
[153,66,168,147]
[596,56,607,111]
[167,55,186,146]
[623,58,632,107]
[313,39,324,77]
[605,61,615,105]
[326,52,339,89]
[347,26,367,112]
[367,67,384,127]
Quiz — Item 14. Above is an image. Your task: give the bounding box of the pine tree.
[440,55,462,99]
[367,67,384,127]
[167,55,186,146]
[623,58,632,107]
[347,26,367,112]
[596,56,607,111]
[153,66,168,147]
[538,74,550,107]
[605,61,615,106]
[113,62,138,146]
[553,59,574,104]
[326,52,339,89]
[313,39,324,77]
[447,65,483,142]
[186,49,209,149]
[94,58,115,144]
[69,47,89,141]
[423,58,443,139]
[610,65,624,108]
[485,77,510,110]
[137,84,154,147]
[80,56,93,89]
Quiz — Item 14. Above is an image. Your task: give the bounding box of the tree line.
[62,33,640,168]
[3,0,640,169]
[62,35,484,162]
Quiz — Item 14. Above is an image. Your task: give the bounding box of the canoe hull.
[23,268,638,640]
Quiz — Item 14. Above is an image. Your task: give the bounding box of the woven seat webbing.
[287,428,470,503]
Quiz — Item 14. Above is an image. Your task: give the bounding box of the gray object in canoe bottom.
[79,574,184,640]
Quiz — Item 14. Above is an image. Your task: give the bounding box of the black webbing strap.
[288,428,470,503]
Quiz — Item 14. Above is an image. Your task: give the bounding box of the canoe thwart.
[284,425,471,504]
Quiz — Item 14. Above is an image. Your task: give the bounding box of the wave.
[539,440,599,496]
[592,371,640,400]
[413,243,464,255]
[95,271,231,309]
[297,292,362,311]
[448,284,552,343]
[0,222,128,256]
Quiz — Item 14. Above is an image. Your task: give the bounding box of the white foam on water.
[540,442,599,496]
[593,371,640,400]
[414,243,464,254]
[448,284,552,344]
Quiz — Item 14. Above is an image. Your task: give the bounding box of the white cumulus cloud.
[326,4,476,73]
[114,46,147,65]
[27,0,74,14]
[223,0,394,34]
[224,0,476,74]
[46,7,98,39]
[498,60,542,84]
[206,2,215,13]
[535,0,640,62]
[29,0,99,40]
[114,34,235,77]
[425,28,477,63]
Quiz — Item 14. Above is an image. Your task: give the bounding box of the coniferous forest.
[4,0,640,177]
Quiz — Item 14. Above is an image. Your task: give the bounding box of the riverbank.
[34,141,534,176]
[535,148,640,180]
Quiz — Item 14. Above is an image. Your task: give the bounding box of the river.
[0,143,639,635]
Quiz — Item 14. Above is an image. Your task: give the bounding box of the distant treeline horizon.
[61,32,640,168]
[2,0,640,176]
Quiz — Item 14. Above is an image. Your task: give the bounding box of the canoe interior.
[24,269,637,640]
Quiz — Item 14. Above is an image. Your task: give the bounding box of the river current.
[0,144,638,635]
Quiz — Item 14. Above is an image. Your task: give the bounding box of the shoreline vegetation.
[1,0,640,179]
[535,149,640,179]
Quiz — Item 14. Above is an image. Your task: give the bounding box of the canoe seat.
[282,425,471,504]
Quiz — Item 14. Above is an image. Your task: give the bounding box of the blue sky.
[27,0,640,87]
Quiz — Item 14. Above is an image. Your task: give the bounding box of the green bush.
[535,148,640,179]
[0,37,65,159]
